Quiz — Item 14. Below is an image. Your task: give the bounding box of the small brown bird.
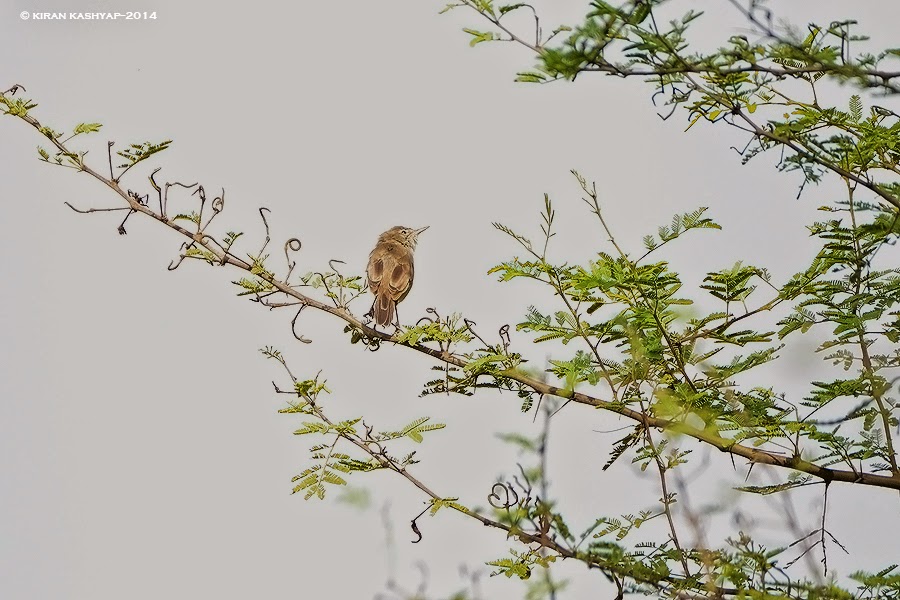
[366,225,429,328]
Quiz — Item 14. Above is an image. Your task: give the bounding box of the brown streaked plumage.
[366,225,428,328]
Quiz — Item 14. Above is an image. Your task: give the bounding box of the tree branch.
[5,92,900,498]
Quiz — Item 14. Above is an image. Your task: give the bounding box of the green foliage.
[851,565,900,600]
[234,276,274,295]
[5,2,900,597]
[0,93,37,117]
[487,547,557,579]
[641,207,722,255]
[262,347,448,500]
[36,145,83,168]
[735,473,814,496]
[395,312,473,347]
[222,231,243,247]
[299,269,365,308]
[72,122,102,135]
[382,417,447,444]
[173,211,200,224]
[234,254,277,296]
[447,0,900,210]
[475,162,899,596]
[428,497,469,515]
[701,262,767,305]
[462,27,496,47]
[38,125,61,139]
[116,140,172,170]
[184,246,219,265]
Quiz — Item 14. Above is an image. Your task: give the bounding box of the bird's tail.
[374,292,396,327]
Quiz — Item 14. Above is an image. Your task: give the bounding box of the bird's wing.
[368,242,412,301]
[367,249,385,293]
[388,259,412,301]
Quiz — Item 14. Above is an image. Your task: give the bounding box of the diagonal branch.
[452,0,900,210]
[5,96,900,493]
[271,361,737,598]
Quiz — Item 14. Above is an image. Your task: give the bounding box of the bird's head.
[381,225,429,249]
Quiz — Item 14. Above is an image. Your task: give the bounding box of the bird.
[366,225,428,328]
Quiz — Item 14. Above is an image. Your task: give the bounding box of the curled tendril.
[488,482,519,509]
[193,184,206,203]
[651,86,679,121]
[291,306,313,344]
[346,320,382,351]
[107,141,115,180]
[312,270,336,300]
[162,180,198,219]
[464,318,491,348]
[148,168,163,214]
[650,86,665,105]
[258,207,271,236]
[327,259,344,274]
[410,517,423,544]
[284,237,302,279]
[167,242,190,271]
[730,136,755,156]
[499,324,511,351]
[197,234,229,264]
[409,504,433,544]
[515,463,533,490]
[415,316,436,328]
[212,189,225,213]
[256,207,272,256]
[323,260,355,308]
[426,307,442,321]
[191,185,209,230]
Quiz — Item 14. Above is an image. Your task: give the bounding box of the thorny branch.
[266,354,738,598]
[451,0,900,210]
[3,93,900,493]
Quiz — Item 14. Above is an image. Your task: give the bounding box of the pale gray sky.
[2,1,899,599]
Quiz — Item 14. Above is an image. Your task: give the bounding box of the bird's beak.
[415,226,429,236]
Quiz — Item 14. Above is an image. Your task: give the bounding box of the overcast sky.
[2,1,899,599]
